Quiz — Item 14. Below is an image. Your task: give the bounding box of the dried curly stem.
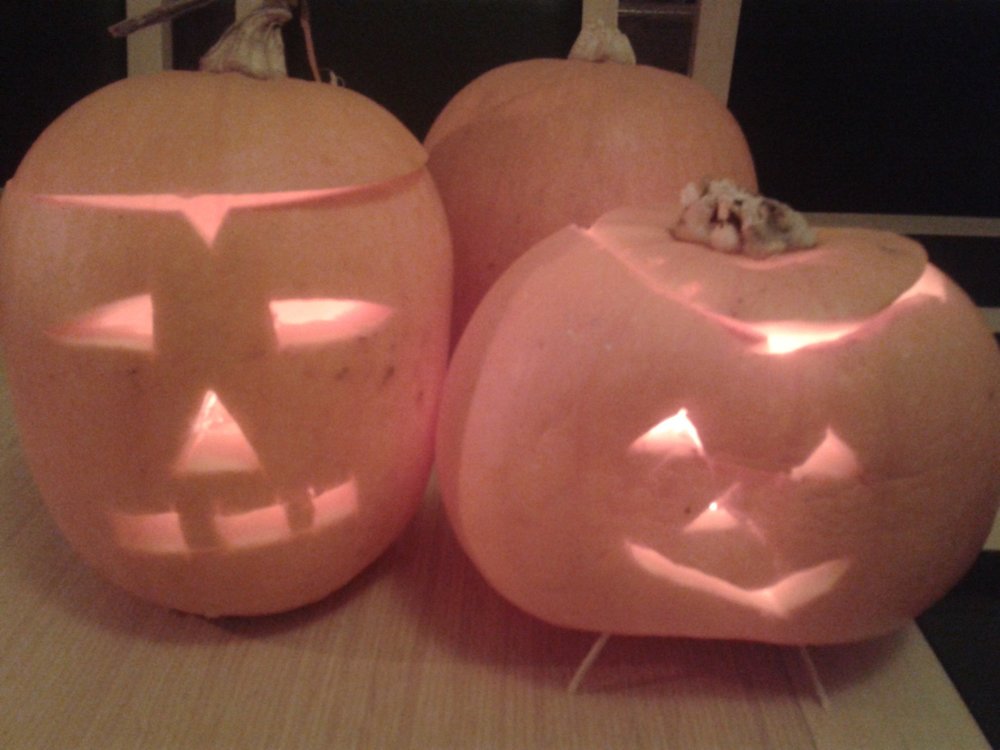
[569,0,636,64]
[671,179,817,258]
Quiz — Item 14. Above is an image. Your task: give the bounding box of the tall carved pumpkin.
[0,7,452,616]
[425,0,756,345]
[436,183,1000,644]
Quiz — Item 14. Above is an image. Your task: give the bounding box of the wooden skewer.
[568,632,612,693]
[798,644,831,711]
[109,0,229,37]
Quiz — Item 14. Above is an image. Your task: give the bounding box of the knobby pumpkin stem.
[671,179,817,258]
[569,0,636,64]
[199,0,293,79]
[110,0,326,83]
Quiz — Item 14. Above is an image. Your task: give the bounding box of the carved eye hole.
[268,299,394,350]
[49,294,155,352]
[630,407,704,457]
[789,427,860,482]
[50,296,394,354]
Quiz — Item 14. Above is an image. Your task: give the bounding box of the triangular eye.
[49,294,155,352]
[631,408,704,457]
[269,298,393,350]
[789,427,860,481]
[174,390,260,476]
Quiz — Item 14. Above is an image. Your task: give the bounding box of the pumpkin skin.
[0,71,452,616]
[436,206,1000,644]
[424,59,757,346]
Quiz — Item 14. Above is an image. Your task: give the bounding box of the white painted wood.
[981,308,1000,335]
[805,213,1000,238]
[690,0,743,104]
[126,0,173,75]
[986,514,1000,552]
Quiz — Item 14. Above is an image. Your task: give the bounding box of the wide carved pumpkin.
[0,68,452,616]
[436,188,1000,644]
[424,14,756,346]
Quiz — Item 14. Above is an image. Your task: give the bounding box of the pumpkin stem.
[569,0,636,64]
[200,1,294,79]
[670,179,817,258]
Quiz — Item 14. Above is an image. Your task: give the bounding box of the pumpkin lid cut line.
[36,170,425,248]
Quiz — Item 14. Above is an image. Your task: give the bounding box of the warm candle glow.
[627,541,850,618]
[174,390,260,476]
[631,407,704,456]
[269,298,394,349]
[683,485,742,533]
[790,427,860,482]
[747,320,863,355]
[42,185,384,247]
[112,478,359,554]
[48,294,155,352]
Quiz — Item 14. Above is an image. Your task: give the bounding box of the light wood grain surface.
[0,365,989,750]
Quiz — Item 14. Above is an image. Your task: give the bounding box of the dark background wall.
[3,1,997,220]
[5,1,994,310]
[0,1,126,184]
[729,0,1000,218]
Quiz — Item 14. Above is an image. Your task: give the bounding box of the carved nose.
[173,390,260,476]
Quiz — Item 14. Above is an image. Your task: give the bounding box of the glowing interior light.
[112,510,184,555]
[631,408,704,456]
[790,427,861,482]
[42,185,382,248]
[684,485,742,533]
[112,478,358,554]
[269,299,394,349]
[733,264,948,356]
[747,320,863,355]
[214,481,359,549]
[49,294,155,352]
[627,541,850,618]
[894,264,948,304]
[174,390,260,475]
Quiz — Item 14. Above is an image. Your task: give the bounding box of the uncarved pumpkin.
[425,58,757,345]
[0,70,452,616]
[436,203,1000,644]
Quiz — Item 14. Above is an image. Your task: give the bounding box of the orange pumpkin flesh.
[436,206,1000,644]
[0,71,452,616]
[425,59,757,346]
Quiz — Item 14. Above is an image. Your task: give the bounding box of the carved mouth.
[627,541,849,618]
[111,478,359,555]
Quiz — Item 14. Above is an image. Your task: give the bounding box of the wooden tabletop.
[0,369,990,749]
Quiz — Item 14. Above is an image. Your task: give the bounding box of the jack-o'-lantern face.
[43,188,397,556]
[0,70,452,617]
[436,205,1000,645]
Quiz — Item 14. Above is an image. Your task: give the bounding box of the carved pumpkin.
[424,7,756,345]
[0,66,451,616]
[436,186,1000,644]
